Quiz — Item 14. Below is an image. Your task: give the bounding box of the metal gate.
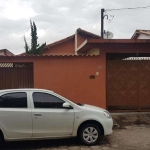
[107,54,150,112]
[0,62,33,90]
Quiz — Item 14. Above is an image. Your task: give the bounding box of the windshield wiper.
[76,103,84,106]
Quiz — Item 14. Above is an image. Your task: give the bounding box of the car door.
[0,91,32,139]
[31,91,75,137]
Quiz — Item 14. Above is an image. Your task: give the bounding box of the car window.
[0,92,27,108]
[33,92,65,108]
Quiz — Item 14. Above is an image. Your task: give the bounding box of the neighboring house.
[131,29,150,39]
[0,49,14,56]
[19,28,101,56]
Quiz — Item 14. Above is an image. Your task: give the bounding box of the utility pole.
[101,8,105,39]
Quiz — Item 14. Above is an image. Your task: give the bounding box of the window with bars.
[0,63,33,68]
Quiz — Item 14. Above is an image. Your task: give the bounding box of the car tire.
[0,133,4,146]
[79,124,101,146]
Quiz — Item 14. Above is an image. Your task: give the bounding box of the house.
[1,29,150,112]
[19,28,101,56]
[131,29,150,39]
[0,49,14,56]
[44,28,101,55]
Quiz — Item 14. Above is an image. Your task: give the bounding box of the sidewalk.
[111,112,150,128]
[109,126,150,150]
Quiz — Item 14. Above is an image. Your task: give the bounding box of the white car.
[0,89,113,145]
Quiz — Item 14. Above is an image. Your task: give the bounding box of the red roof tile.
[77,28,101,39]
[1,54,98,57]
[45,34,75,49]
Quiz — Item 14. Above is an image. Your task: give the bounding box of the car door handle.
[34,113,42,116]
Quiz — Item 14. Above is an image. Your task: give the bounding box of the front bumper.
[100,118,113,135]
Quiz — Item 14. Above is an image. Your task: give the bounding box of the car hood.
[82,104,106,112]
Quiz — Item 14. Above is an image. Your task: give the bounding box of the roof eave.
[88,39,150,44]
[77,28,101,39]
[77,39,150,53]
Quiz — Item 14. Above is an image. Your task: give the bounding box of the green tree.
[24,20,46,55]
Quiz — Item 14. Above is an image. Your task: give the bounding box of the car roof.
[0,88,54,93]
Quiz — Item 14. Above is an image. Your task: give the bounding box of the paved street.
[1,125,150,150]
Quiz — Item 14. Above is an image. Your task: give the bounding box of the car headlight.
[103,111,111,118]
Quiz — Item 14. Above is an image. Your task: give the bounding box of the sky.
[0,0,150,55]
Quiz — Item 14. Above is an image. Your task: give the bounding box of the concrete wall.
[0,55,106,108]
[1,43,150,109]
[138,34,150,39]
[44,38,75,55]
[77,34,87,48]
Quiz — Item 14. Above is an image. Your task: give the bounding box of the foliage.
[24,20,46,55]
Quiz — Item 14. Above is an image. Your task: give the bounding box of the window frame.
[0,92,28,109]
[32,92,66,109]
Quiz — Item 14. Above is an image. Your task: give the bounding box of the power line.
[106,6,150,11]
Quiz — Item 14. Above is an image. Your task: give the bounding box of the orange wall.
[44,38,75,55]
[33,55,106,108]
[77,34,87,48]
[0,55,106,108]
[1,43,150,109]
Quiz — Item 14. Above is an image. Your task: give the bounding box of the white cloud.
[0,0,150,54]
[0,0,37,20]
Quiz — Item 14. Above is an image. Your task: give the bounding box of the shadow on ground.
[1,136,109,150]
[2,113,150,149]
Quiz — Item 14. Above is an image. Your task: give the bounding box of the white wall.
[0,51,4,56]
[138,34,150,39]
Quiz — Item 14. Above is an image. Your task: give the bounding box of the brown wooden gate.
[0,62,33,90]
[107,56,150,112]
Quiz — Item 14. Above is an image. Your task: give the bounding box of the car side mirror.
[63,102,73,109]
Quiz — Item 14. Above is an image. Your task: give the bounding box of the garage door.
[107,54,150,112]
[0,62,33,90]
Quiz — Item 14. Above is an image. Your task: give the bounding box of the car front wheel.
[0,134,4,145]
[79,124,101,145]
